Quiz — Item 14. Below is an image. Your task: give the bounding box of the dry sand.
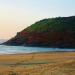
[0,52,75,75]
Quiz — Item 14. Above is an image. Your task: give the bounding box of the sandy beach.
[0,52,75,75]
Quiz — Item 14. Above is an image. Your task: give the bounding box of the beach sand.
[0,52,75,75]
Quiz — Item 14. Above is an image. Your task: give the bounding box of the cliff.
[3,16,75,48]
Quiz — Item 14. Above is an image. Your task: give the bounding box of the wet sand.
[0,52,75,75]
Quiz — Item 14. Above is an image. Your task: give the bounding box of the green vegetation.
[23,16,75,32]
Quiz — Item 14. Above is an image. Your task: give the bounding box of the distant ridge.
[3,16,75,48]
[0,39,6,44]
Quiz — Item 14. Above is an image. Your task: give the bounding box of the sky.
[0,0,75,39]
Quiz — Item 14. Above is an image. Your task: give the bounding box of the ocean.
[0,45,75,55]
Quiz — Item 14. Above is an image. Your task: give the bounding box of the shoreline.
[0,51,75,55]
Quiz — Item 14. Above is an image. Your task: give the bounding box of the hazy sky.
[0,0,75,39]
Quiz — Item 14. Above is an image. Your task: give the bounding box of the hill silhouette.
[3,16,75,48]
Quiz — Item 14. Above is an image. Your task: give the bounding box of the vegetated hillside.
[3,16,75,48]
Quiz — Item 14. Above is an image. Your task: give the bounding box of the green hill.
[23,16,75,32]
[3,16,75,48]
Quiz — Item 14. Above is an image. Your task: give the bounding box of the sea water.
[0,45,75,54]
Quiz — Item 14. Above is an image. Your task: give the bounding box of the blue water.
[0,45,75,54]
